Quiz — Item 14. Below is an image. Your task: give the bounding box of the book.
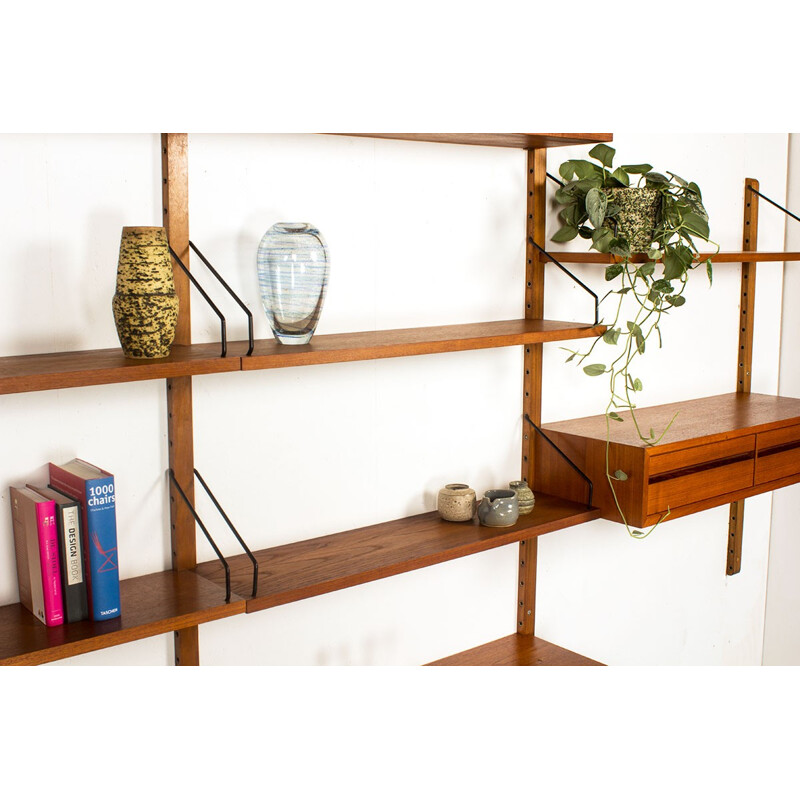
[29,484,89,623]
[9,486,64,626]
[48,459,121,621]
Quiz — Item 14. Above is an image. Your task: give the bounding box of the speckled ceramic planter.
[113,227,179,359]
[437,483,476,522]
[509,480,535,515]
[607,187,662,252]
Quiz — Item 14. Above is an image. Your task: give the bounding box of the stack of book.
[9,458,121,625]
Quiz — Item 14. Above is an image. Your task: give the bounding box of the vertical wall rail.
[162,132,200,665]
[518,148,547,635]
[727,178,760,576]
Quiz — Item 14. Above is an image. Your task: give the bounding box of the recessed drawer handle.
[758,440,800,459]
[649,452,754,485]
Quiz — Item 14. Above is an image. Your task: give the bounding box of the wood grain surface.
[193,494,601,614]
[328,133,613,149]
[0,570,245,666]
[426,634,603,665]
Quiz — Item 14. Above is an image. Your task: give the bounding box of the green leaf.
[688,181,702,199]
[617,287,632,295]
[620,164,653,174]
[554,186,574,205]
[707,258,713,286]
[575,161,602,181]
[652,278,675,294]
[663,249,686,280]
[565,352,576,363]
[683,212,710,240]
[603,327,621,345]
[589,143,615,168]
[613,469,628,481]
[578,226,594,239]
[649,428,655,440]
[633,378,643,391]
[560,204,580,226]
[666,295,687,307]
[626,321,642,336]
[608,411,624,422]
[638,261,656,278]
[583,364,607,377]
[551,224,579,243]
[591,227,614,253]
[608,239,631,258]
[611,167,630,187]
[667,171,688,187]
[586,187,608,229]
[605,264,624,282]
[644,171,670,185]
[559,160,579,181]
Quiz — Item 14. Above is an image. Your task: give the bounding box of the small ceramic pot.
[509,480,535,515]
[477,490,519,528]
[437,484,476,522]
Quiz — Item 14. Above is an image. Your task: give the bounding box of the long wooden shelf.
[329,133,613,149]
[0,319,605,395]
[193,493,601,614]
[0,570,245,666]
[545,250,800,264]
[427,634,603,666]
[0,342,243,396]
[241,319,607,372]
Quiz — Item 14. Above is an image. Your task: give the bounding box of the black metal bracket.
[168,468,259,601]
[189,241,255,356]
[529,239,600,326]
[546,171,565,187]
[169,246,229,357]
[524,414,594,509]
[746,185,800,225]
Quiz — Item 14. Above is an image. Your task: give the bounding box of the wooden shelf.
[545,250,800,264]
[329,133,613,149]
[0,342,243,396]
[427,634,603,665]
[0,320,606,395]
[241,319,607,372]
[0,570,245,666]
[536,393,800,528]
[194,493,601,614]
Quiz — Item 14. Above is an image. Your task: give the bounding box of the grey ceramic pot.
[477,490,519,527]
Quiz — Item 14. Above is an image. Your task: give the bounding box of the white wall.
[0,133,791,666]
[763,134,800,665]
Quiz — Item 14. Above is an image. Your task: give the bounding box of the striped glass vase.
[256,222,330,345]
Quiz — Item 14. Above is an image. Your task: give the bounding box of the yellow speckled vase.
[112,226,179,359]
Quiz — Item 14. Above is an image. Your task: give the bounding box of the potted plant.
[552,144,720,538]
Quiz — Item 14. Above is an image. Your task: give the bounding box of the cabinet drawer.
[647,436,755,515]
[756,423,800,484]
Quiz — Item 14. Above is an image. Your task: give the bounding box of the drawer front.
[647,437,755,516]
[647,460,755,516]
[648,435,756,477]
[756,423,800,484]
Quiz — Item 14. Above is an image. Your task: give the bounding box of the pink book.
[35,495,64,626]
[10,487,64,626]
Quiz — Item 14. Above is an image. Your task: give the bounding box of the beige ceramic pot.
[437,484,476,522]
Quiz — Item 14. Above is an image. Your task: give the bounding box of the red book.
[9,486,64,626]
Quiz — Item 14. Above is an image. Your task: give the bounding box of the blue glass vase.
[257,222,330,345]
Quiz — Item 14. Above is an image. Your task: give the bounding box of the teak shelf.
[0,570,244,666]
[0,319,604,396]
[427,634,603,666]
[193,494,601,613]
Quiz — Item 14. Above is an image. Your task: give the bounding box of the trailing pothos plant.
[554,144,720,538]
